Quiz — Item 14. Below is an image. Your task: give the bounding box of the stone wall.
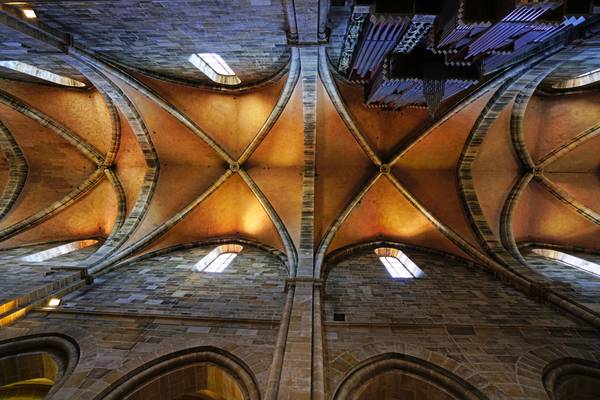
[2,244,600,399]
[0,243,288,399]
[523,248,600,314]
[322,247,600,399]
[60,244,288,320]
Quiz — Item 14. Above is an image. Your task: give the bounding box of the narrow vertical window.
[375,247,425,279]
[532,248,600,277]
[194,244,243,273]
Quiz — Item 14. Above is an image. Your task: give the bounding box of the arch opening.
[0,335,79,400]
[333,353,488,400]
[98,347,260,400]
[544,359,600,400]
[125,363,245,400]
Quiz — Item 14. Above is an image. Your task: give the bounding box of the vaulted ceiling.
[0,1,598,281]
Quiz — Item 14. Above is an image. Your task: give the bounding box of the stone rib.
[385,172,514,273]
[238,169,298,272]
[499,173,533,262]
[0,89,104,166]
[100,93,121,167]
[67,55,160,266]
[71,48,235,165]
[538,121,600,168]
[536,174,600,227]
[103,168,127,237]
[239,47,301,164]
[0,168,105,242]
[318,47,381,167]
[315,172,381,278]
[0,119,27,221]
[88,170,233,275]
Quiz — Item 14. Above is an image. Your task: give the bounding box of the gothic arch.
[96,346,261,400]
[543,358,600,400]
[332,352,492,400]
[0,334,79,399]
[516,345,600,399]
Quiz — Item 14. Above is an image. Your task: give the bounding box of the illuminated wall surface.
[0,1,600,399]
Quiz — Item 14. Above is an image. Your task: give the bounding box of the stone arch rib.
[332,352,497,400]
[315,172,382,278]
[102,168,127,239]
[0,119,27,221]
[99,91,121,167]
[96,346,260,400]
[0,168,105,242]
[318,47,381,167]
[499,173,533,263]
[71,48,235,164]
[114,237,289,274]
[87,170,233,276]
[535,174,600,227]
[238,169,298,274]
[538,120,600,168]
[0,88,104,166]
[66,54,160,268]
[0,334,80,400]
[239,47,301,164]
[458,49,562,271]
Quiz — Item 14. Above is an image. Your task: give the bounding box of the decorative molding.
[392,14,436,54]
[337,11,368,75]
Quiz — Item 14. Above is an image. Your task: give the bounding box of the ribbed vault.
[0,0,599,338]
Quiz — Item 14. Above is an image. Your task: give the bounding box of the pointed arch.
[95,347,261,400]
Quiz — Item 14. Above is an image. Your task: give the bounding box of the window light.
[188,53,241,85]
[194,244,243,273]
[576,68,600,78]
[374,248,425,279]
[22,8,36,18]
[532,248,600,278]
[21,240,98,262]
[47,298,60,307]
[0,61,86,87]
[552,66,600,90]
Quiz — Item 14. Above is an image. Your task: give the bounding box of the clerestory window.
[21,240,98,262]
[374,247,425,279]
[532,248,600,278]
[194,244,243,273]
[0,61,86,87]
[188,53,241,85]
